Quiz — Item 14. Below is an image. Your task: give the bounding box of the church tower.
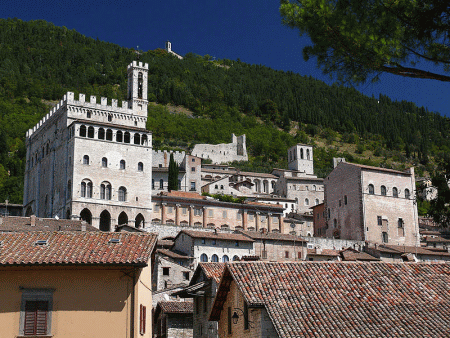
[127,61,148,115]
[288,144,314,175]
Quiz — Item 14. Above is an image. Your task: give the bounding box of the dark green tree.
[280,0,450,84]
[167,153,179,191]
[429,153,450,226]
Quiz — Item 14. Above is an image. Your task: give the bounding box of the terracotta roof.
[307,248,339,257]
[339,248,380,261]
[378,244,450,256]
[159,191,206,200]
[0,216,99,232]
[155,301,193,315]
[425,236,450,243]
[0,231,157,266]
[177,230,254,242]
[211,262,450,337]
[238,230,305,243]
[157,249,193,259]
[157,239,174,248]
[198,262,226,284]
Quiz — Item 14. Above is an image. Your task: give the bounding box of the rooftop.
[0,216,99,232]
[0,231,157,266]
[177,230,254,243]
[155,300,193,315]
[211,262,450,337]
[198,262,226,284]
[238,230,305,243]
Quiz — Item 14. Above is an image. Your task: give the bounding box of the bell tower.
[127,61,148,115]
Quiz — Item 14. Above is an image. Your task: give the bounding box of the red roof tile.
[0,231,157,266]
[178,230,254,242]
[157,301,193,314]
[0,216,99,232]
[157,249,193,259]
[211,262,450,337]
[199,262,226,284]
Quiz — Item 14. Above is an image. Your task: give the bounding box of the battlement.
[153,150,185,156]
[127,61,149,71]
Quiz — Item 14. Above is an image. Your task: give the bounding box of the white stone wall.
[288,144,314,174]
[191,134,248,164]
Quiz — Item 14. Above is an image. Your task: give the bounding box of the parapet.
[127,61,149,71]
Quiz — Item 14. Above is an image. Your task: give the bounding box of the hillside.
[0,18,449,204]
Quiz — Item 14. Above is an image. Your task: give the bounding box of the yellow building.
[0,231,157,337]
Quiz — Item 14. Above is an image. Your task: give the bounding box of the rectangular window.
[20,289,54,337]
[182,207,187,215]
[191,167,196,172]
[139,304,146,335]
[190,181,196,191]
[377,216,382,226]
[183,271,190,280]
[285,251,289,258]
[194,208,202,216]
[201,238,206,244]
[235,241,239,247]
[298,251,302,259]
[244,301,249,330]
[162,267,170,276]
[262,250,267,259]
[344,195,348,205]
[382,232,388,243]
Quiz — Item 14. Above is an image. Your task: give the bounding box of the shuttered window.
[24,301,48,335]
[139,304,146,335]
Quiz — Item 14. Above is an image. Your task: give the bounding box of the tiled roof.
[0,231,157,266]
[307,248,339,256]
[238,230,305,242]
[379,244,450,256]
[157,301,193,314]
[157,239,174,248]
[199,262,226,284]
[211,262,450,337]
[339,249,380,261]
[178,230,254,242]
[425,236,450,243]
[0,216,99,232]
[157,249,193,259]
[159,191,206,200]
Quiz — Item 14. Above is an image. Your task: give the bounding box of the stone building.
[311,203,326,237]
[152,150,202,194]
[324,162,419,246]
[151,191,285,233]
[152,250,194,292]
[23,61,152,230]
[153,301,193,338]
[192,134,248,164]
[272,144,324,214]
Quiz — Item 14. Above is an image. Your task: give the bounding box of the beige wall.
[0,264,153,338]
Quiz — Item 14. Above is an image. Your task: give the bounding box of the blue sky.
[2,0,450,117]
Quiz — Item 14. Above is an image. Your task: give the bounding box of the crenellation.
[79,93,85,103]
[101,97,107,105]
[90,95,96,104]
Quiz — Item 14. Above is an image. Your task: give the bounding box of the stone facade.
[324,162,419,246]
[287,143,314,174]
[152,255,193,291]
[23,62,152,231]
[192,134,248,164]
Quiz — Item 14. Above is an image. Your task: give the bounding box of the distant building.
[165,41,184,60]
[153,300,193,338]
[192,134,248,164]
[311,203,326,237]
[324,162,419,246]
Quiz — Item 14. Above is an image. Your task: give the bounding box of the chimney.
[30,215,36,227]
[81,221,87,232]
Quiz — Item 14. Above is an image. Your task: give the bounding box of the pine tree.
[168,153,179,191]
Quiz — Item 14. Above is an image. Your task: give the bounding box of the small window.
[98,128,105,140]
[120,160,126,170]
[305,198,309,206]
[159,179,164,189]
[235,241,239,247]
[87,126,94,138]
[222,255,229,262]
[83,155,89,165]
[79,125,87,137]
[152,179,155,189]
[212,239,216,245]
[102,157,108,168]
[138,162,144,172]
[190,181,196,191]
[405,189,411,199]
[191,167,196,172]
[377,216,382,226]
[192,158,195,162]
[200,253,208,262]
[87,111,91,118]
[368,184,374,194]
[108,114,112,122]
[162,267,170,276]
[139,304,146,335]
[393,187,398,198]
[183,271,190,280]
[211,254,219,262]
[201,238,206,244]
[344,195,347,205]
[285,251,289,258]
[106,129,113,141]
[381,185,387,196]
[382,232,388,243]
[398,218,404,228]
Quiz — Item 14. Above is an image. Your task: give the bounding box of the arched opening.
[124,132,130,143]
[83,155,89,165]
[232,255,239,261]
[368,184,374,194]
[116,130,123,142]
[135,213,145,228]
[80,208,92,224]
[222,255,229,262]
[118,211,128,226]
[79,125,87,137]
[118,186,127,201]
[393,187,398,198]
[200,254,208,262]
[102,157,108,168]
[300,148,304,159]
[66,209,71,220]
[120,160,126,170]
[99,210,111,232]
[87,126,95,138]
[100,182,112,200]
[134,133,140,145]
[211,254,219,262]
[98,128,105,140]
[381,185,387,196]
[106,129,113,141]
[138,162,144,172]
[141,134,148,145]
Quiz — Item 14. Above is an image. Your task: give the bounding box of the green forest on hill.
[0,18,449,204]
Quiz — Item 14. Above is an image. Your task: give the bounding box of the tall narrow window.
[377,216,382,226]
[138,72,143,99]
[87,126,95,138]
[159,179,164,189]
[381,185,387,196]
[405,189,411,199]
[118,186,127,202]
[152,179,155,189]
[83,155,89,165]
[368,184,374,194]
[300,148,304,159]
[102,157,108,168]
[86,181,92,198]
[138,162,144,172]
[139,304,146,335]
[134,133,140,145]
[116,130,123,142]
[382,232,388,243]
[81,182,86,197]
[100,182,112,200]
[79,125,87,137]
[244,301,249,330]
[124,132,130,143]
[120,160,126,170]
[98,128,105,140]
[106,129,113,141]
[393,187,398,198]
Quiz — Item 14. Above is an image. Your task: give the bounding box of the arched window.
[83,155,89,165]
[159,179,164,189]
[124,132,130,143]
[305,198,309,206]
[116,130,123,142]
[393,187,398,198]
[405,189,411,199]
[368,184,374,195]
[300,148,304,159]
[87,126,95,138]
[106,129,113,141]
[100,182,112,200]
[307,149,310,160]
[138,162,143,172]
[220,185,224,189]
[211,254,219,262]
[134,133,140,145]
[81,181,86,197]
[79,125,87,137]
[118,186,127,202]
[98,128,105,140]
[222,255,229,262]
[215,185,218,189]
[108,114,112,122]
[232,255,239,261]
[85,180,92,198]
[120,160,126,170]
[381,185,387,196]
[102,157,108,168]
[135,213,145,228]
[141,134,148,145]
[315,198,319,205]
[200,254,208,262]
